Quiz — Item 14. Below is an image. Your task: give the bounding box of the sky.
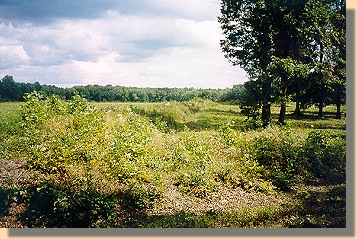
[0,0,248,89]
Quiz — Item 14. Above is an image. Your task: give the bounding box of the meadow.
[0,93,346,228]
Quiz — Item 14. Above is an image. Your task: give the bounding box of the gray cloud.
[0,0,220,24]
[0,0,119,24]
[0,0,247,88]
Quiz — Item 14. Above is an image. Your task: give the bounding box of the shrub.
[221,126,305,191]
[303,130,346,179]
[250,127,305,190]
[19,93,165,225]
[219,126,275,192]
[21,182,120,227]
[21,92,108,174]
[171,131,219,197]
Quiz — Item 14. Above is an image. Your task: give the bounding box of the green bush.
[18,93,166,224]
[21,182,120,227]
[249,127,307,190]
[303,130,346,179]
[171,131,219,197]
[21,92,107,173]
[220,126,306,191]
[219,126,275,192]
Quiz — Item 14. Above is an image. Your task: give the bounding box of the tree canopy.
[0,75,230,103]
[219,0,346,124]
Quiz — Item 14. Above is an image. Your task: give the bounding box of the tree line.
[0,74,345,120]
[0,75,229,103]
[219,0,346,124]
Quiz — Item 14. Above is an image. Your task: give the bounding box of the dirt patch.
[0,159,346,228]
[147,183,285,217]
[1,159,31,188]
[0,159,42,228]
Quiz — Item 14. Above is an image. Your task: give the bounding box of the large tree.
[219,0,309,125]
[219,0,345,123]
[0,75,22,101]
[299,0,346,118]
[219,0,276,126]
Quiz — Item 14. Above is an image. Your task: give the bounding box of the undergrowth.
[0,94,346,228]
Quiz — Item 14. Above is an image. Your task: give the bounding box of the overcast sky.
[0,0,248,88]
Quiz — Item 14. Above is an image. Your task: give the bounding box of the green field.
[0,95,346,228]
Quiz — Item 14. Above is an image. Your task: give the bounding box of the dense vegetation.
[0,75,227,103]
[0,94,346,228]
[219,0,345,124]
[0,0,346,228]
[0,74,345,124]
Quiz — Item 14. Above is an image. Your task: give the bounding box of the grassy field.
[0,96,346,228]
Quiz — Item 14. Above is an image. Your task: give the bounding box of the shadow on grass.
[0,187,17,217]
[1,182,149,228]
[1,178,346,228]
[287,178,346,228]
[135,184,346,228]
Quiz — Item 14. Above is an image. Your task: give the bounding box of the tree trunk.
[279,102,286,125]
[317,42,324,119]
[318,102,324,118]
[279,75,288,125]
[294,100,302,116]
[335,83,342,119]
[294,81,303,116]
[262,77,272,127]
[262,103,271,126]
[336,102,341,119]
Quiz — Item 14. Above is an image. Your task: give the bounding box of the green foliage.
[219,0,346,124]
[238,80,262,122]
[21,92,106,173]
[172,131,219,197]
[303,130,346,178]
[219,126,275,192]
[251,127,305,190]
[219,84,246,103]
[0,98,346,227]
[1,94,160,227]
[220,125,346,191]
[0,76,226,103]
[20,182,120,227]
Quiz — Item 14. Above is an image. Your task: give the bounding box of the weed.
[0,98,346,228]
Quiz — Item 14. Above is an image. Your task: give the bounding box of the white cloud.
[0,45,29,69]
[0,1,248,88]
[147,0,220,20]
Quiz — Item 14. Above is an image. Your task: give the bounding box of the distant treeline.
[0,75,241,103]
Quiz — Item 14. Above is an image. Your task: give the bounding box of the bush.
[220,125,306,191]
[21,92,107,174]
[19,93,166,225]
[171,131,219,197]
[249,127,307,190]
[21,182,120,227]
[219,126,275,192]
[303,130,346,179]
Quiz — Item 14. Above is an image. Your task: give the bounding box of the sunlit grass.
[0,99,346,228]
